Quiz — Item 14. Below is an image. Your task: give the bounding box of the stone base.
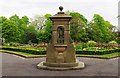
[37,60,85,71]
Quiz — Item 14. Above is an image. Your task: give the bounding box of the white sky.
[0,0,119,26]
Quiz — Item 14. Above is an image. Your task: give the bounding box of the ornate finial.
[59,6,63,12]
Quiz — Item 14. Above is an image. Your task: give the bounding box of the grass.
[0,49,119,59]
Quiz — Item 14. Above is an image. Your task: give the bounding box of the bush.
[87,47,97,51]
[115,37,120,44]
[75,43,88,51]
[109,41,118,44]
[109,41,118,49]
[82,43,88,48]
[87,41,96,47]
[75,43,82,51]
[9,42,16,46]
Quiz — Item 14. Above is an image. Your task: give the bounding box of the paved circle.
[2,53,119,76]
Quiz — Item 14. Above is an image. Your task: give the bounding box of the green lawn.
[0,50,119,59]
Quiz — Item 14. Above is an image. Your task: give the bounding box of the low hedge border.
[76,54,119,59]
[2,46,46,55]
[1,46,120,55]
[76,48,120,55]
[1,50,46,58]
[1,50,118,59]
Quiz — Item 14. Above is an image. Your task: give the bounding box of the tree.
[37,14,52,43]
[1,15,30,43]
[69,12,88,42]
[0,16,7,23]
[87,14,114,43]
[0,16,8,38]
[9,14,21,27]
[21,16,29,25]
[23,26,38,44]
[37,31,44,43]
[9,14,22,42]
[2,20,21,42]
[9,15,30,43]
[19,16,29,43]
[29,15,45,31]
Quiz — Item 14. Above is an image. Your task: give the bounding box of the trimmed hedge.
[2,46,46,55]
[1,46,120,55]
[76,48,120,55]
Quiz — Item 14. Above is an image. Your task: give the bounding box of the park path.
[2,53,119,76]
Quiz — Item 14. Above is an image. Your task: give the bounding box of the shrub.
[115,37,120,44]
[75,43,82,51]
[87,47,97,51]
[83,48,88,51]
[9,42,16,46]
[82,43,88,48]
[87,41,96,47]
[109,41,118,44]
[109,41,118,49]
[75,43,88,51]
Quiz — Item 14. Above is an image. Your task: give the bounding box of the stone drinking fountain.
[37,6,85,70]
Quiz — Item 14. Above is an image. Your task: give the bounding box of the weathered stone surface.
[37,6,85,70]
[37,60,85,71]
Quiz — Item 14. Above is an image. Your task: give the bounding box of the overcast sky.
[0,0,119,26]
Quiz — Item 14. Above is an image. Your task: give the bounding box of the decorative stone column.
[37,6,85,70]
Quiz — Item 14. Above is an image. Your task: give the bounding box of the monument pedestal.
[37,60,85,71]
[37,43,85,70]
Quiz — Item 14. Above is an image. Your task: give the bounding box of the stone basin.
[54,45,67,52]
